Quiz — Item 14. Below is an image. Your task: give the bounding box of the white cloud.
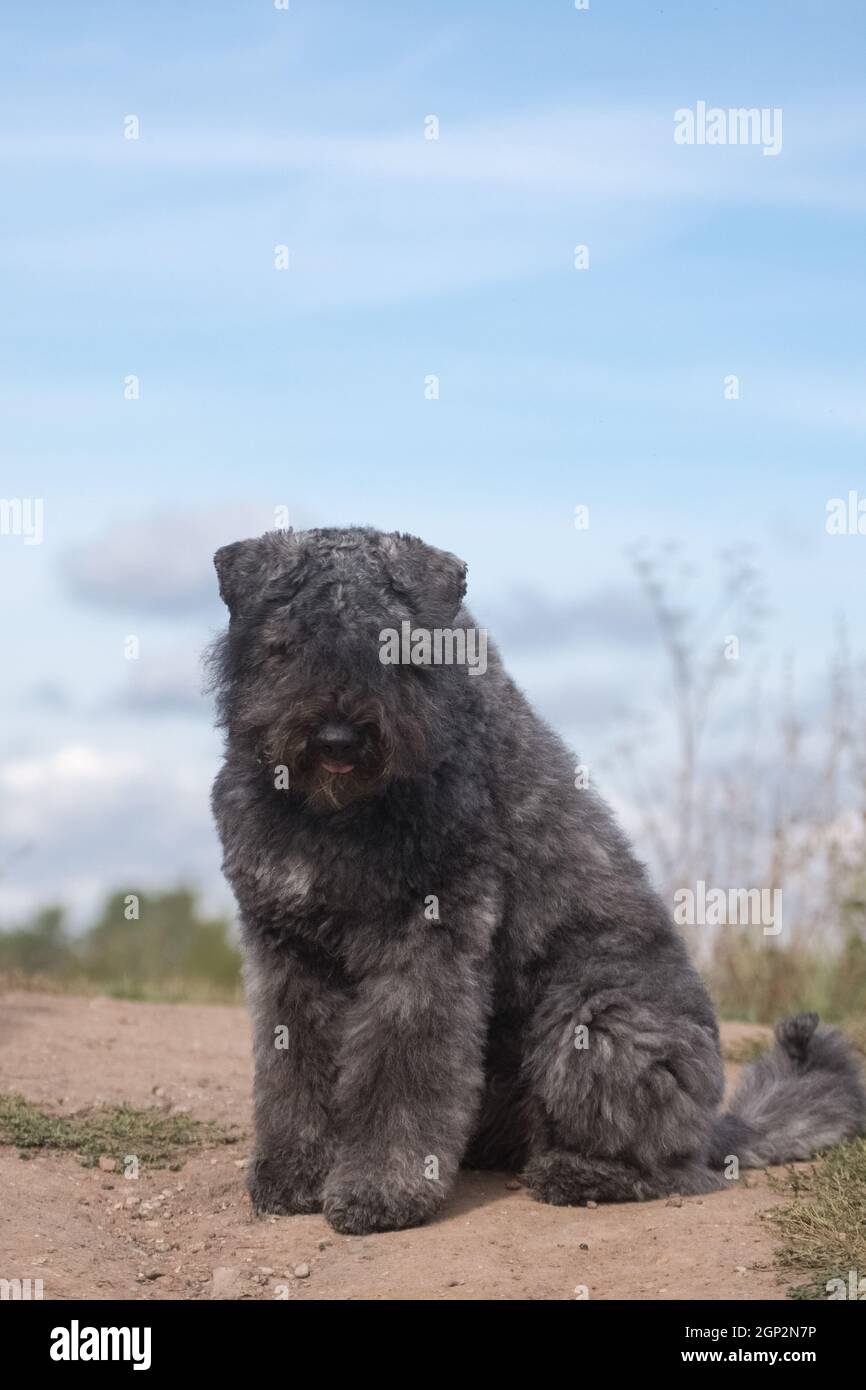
[0,741,227,927]
[62,504,315,615]
[1,744,141,806]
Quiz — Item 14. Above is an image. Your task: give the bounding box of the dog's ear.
[214,532,298,616]
[383,533,468,625]
[214,540,254,614]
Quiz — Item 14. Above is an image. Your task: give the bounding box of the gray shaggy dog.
[209,526,866,1235]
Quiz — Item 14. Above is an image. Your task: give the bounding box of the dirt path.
[0,992,798,1301]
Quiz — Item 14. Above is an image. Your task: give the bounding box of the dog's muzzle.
[314,721,362,774]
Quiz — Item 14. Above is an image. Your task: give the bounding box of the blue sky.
[1,1,865,923]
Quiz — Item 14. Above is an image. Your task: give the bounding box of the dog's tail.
[709,1013,866,1169]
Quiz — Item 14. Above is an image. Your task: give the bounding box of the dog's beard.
[304,762,383,810]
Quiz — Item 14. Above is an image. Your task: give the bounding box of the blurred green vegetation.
[709,879,866,1041]
[1,882,865,1031]
[0,888,242,1002]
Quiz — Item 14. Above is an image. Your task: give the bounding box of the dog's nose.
[315,722,360,755]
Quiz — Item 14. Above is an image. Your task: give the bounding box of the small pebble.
[293,1263,310,1279]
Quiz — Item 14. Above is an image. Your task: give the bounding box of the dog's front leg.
[244,941,346,1215]
[323,904,495,1234]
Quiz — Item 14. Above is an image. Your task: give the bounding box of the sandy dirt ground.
[0,991,802,1301]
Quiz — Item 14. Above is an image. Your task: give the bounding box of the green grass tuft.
[765,1137,866,1299]
[0,1092,239,1169]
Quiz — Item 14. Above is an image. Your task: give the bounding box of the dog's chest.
[235,814,444,938]
[218,766,488,948]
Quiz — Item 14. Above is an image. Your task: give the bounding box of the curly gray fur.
[209,526,866,1232]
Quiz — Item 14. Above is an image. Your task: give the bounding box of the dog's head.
[209,526,468,809]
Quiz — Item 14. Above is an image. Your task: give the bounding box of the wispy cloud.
[110,646,211,719]
[60,505,304,615]
[4,102,863,319]
[4,102,865,208]
[482,584,656,657]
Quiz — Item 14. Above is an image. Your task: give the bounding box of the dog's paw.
[323,1172,444,1234]
[522,1150,649,1206]
[522,1150,711,1205]
[247,1154,325,1216]
[522,1151,596,1207]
